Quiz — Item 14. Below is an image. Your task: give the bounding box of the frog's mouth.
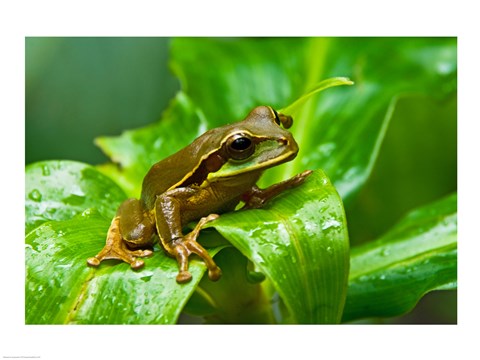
[250,138,298,167]
[209,137,298,181]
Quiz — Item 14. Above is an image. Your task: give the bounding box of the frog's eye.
[226,133,255,160]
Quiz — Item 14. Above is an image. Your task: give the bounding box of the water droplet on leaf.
[28,189,42,202]
[42,165,51,176]
[140,275,153,282]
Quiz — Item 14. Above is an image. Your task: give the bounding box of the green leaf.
[25,160,223,324]
[25,160,126,234]
[25,165,347,324]
[342,193,457,322]
[26,213,225,325]
[209,170,350,324]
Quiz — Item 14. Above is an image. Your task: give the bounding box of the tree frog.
[87,106,312,283]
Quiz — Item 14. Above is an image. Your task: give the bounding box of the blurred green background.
[26,37,180,165]
[25,37,456,324]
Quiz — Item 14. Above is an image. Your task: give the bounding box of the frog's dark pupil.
[231,137,252,151]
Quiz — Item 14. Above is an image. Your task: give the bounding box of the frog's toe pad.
[208,266,222,281]
[130,259,145,270]
[131,249,153,258]
[176,271,193,283]
[142,249,154,257]
[87,257,100,267]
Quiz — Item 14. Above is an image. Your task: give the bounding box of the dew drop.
[55,263,73,270]
[42,165,51,176]
[322,218,341,231]
[82,208,92,217]
[28,189,42,202]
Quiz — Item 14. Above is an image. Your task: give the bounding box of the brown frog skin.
[87,106,312,283]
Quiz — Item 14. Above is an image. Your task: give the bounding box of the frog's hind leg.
[87,216,153,270]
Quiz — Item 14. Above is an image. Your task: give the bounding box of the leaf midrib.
[64,269,96,324]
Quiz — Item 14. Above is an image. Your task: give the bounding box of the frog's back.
[140,129,222,209]
[141,153,194,209]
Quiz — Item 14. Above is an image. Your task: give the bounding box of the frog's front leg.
[87,198,155,269]
[155,188,222,284]
[242,170,313,209]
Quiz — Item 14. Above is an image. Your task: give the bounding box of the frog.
[87,105,312,283]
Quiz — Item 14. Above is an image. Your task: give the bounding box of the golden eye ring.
[226,133,255,160]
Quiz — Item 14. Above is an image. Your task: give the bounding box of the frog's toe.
[87,257,100,267]
[176,271,192,283]
[182,240,222,282]
[204,213,220,223]
[130,249,153,258]
[87,242,150,270]
[143,249,154,257]
[130,259,145,270]
[208,266,222,281]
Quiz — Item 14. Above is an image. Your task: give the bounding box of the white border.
[3,0,479,359]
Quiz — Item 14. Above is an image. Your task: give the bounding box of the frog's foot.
[87,217,153,270]
[87,246,152,270]
[243,170,313,209]
[174,240,222,283]
[288,169,314,185]
[173,214,222,284]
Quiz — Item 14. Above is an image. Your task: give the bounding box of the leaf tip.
[339,77,355,86]
[279,76,355,114]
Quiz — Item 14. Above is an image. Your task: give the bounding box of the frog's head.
[205,106,299,181]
